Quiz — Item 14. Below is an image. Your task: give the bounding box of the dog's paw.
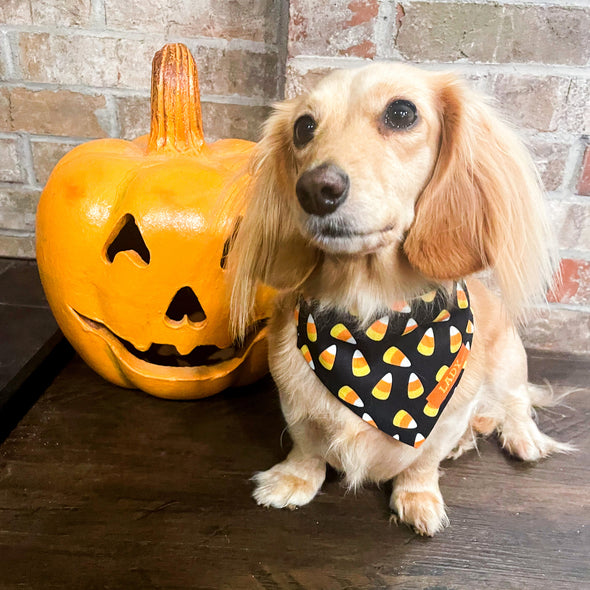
[500,419,575,462]
[252,461,325,510]
[447,416,496,460]
[447,432,478,460]
[390,489,449,537]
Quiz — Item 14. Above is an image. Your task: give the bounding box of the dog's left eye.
[293,115,317,148]
[383,100,418,130]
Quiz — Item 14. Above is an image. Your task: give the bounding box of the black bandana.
[295,282,474,448]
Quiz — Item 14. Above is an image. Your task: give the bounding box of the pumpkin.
[36,43,274,399]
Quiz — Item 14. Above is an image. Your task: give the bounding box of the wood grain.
[0,354,588,589]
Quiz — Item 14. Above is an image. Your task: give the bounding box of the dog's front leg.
[251,295,328,510]
[252,419,327,509]
[390,403,473,536]
[390,458,449,536]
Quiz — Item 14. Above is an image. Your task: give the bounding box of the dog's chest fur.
[268,292,477,486]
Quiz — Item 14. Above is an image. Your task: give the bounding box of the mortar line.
[557,249,590,262]
[15,132,37,187]
[547,301,590,314]
[0,31,15,79]
[374,0,397,61]
[0,228,35,237]
[0,181,41,191]
[560,139,587,193]
[546,192,590,205]
[404,0,590,6]
[0,132,89,143]
[4,31,21,80]
[0,24,276,54]
[0,80,272,106]
[287,55,590,78]
[275,0,290,100]
[102,93,120,138]
[89,0,106,29]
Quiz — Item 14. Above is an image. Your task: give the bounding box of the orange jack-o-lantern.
[36,43,273,399]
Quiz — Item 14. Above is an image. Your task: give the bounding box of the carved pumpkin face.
[36,44,273,399]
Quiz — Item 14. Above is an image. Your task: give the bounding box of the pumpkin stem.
[147,43,205,155]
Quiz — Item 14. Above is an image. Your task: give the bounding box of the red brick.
[116,96,150,141]
[7,87,109,138]
[18,33,162,89]
[105,0,281,44]
[285,62,337,99]
[116,96,270,142]
[201,102,271,142]
[18,33,280,99]
[289,0,378,58]
[526,139,569,192]
[0,0,91,26]
[31,0,92,27]
[0,138,24,183]
[31,140,82,187]
[577,146,590,196]
[189,45,280,100]
[470,73,570,133]
[0,88,10,131]
[395,3,590,65]
[548,259,590,306]
[0,0,31,24]
[547,200,590,254]
[0,186,41,232]
[560,78,590,136]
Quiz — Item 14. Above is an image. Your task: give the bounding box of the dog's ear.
[230,102,319,337]
[403,73,557,312]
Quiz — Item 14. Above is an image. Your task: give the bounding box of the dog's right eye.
[383,100,418,131]
[293,115,317,148]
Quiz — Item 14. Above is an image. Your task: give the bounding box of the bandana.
[295,282,474,448]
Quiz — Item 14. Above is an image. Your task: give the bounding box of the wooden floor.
[0,349,588,589]
[0,259,62,440]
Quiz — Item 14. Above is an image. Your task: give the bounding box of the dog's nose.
[296,164,349,216]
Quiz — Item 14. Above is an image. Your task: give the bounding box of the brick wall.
[0,0,289,257]
[286,0,590,354]
[0,0,588,353]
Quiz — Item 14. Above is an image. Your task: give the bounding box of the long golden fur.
[229,63,571,536]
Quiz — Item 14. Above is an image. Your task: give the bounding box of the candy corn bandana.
[296,282,474,448]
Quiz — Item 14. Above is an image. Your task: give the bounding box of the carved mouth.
[74,310,267,368]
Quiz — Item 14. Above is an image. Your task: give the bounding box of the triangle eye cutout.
[106,214,150,265]
[166,287,206,323]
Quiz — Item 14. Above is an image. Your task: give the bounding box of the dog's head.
[274,65,445,258]
[231,63,557,333]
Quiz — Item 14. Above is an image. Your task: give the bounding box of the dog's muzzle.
[296,164,349,217]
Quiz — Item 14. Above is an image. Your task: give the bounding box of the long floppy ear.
[403,73,558,314]
[230,101,320,338]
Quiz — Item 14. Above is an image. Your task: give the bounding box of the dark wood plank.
[0,258,50,308]
[0,305,62,401]
[0,258,16,276]
[528,349,590,388]
[0,354,588,590]
[0,259,66,439]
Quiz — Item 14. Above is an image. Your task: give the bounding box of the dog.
[229,62,572,536]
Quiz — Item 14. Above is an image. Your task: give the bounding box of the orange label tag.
[425,344,470,411]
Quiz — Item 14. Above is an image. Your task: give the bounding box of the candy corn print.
[295,282,474,448]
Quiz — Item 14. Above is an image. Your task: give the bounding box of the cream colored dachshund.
[230,62,572,536]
